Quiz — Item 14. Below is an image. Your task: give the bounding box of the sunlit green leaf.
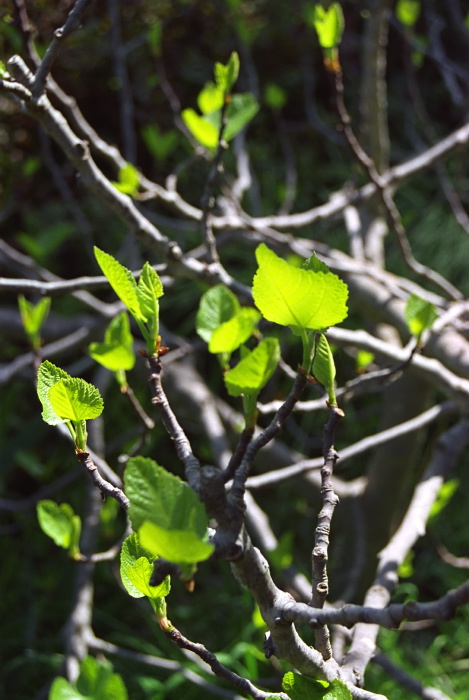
[48,377,103,422]
[37,360,71,425]
[252,244,348,332]
[125,457,214,565]
[224,337,280,397]
[196,285,240,343]
[89,312,135,372]
[94,247,144,321]
[208,308,260,354]
[198,81,224,114]
[396,0,420,27]
[181,108,219,149]
[126,557,171,599]
[282,671,352,699]
[113,163,140,196]
[311,3,344,49]
[139,521,214,564]
[214,51,240,93]
[18,295,50,349]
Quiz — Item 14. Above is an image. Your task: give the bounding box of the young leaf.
[312,334,337,405]
[208,307,260,354]
[89,311,135,372]
[282,671,352,700]
[224,337,280,397]
[136,262,164,340]
[48,377,104,422]
[37,500,81,557]
[181,108,219,150]
[405,293,437,340]
[252,244,348,332]
[197,81,224,114]
[124,457,214,564]
[224,93,259,141]
[94,247,145,321]
[196,284,240,343]
[396,0,420,27]
[120,533,170,599]
[126,557,171,599]
[76,656,128,700]
[112,163,140,196]
[303,252,330,274]
[18,295,51,349]
[214,51,240,93]
[312,3,345,49]
[37,360,71,425]
[139,521,214,564]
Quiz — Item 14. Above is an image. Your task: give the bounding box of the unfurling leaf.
[37,360,71,425]
[18,295,51,349]
[94,247,144,321]
[89,311,135,372]
[311,3,345,49]
[312,334,337,405]
[208,307,260,354]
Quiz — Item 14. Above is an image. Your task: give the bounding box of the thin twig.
[311,406,343,659]
[76,452,129,510]
[165,626,287,700]
[147,353,201,491]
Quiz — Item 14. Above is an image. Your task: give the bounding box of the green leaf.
[37,500,81,556]
[356,349,374,370]
[404,293,437,339]
[312,334,337,405]
[311,3,345,49]
[49,676,86,700]
[224,93,259,141]
[214,51,240,93]
[428,479,459,523]
[18,295,51,349]
[141,123,178,164]
[37,360,71,425]
[252,244,348,332]
[76,657,128,700]
[48,377,104,422]
[139,521,214,564]
[94,247,145,321]
[126,557,171,599]
[282,672,352,700]
[224,337,280,397]
[196,285,240,343]
[208,307,260,354]
[89,312,135,372]
[124,457,214,565]
[137,262,164,343]
[303,252,330,274]
[197,81,224,114]
[396,0,420,27]
[264,83,287,110]
[113,163,140,196]
[181,108,219,150]
[120,533,170,599]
